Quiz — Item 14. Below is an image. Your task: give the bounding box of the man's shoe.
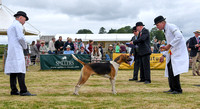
[163,89,173,93]
[144,81,151,84]
[169,91,182,94]
[137,80,145,82]
[20,91,37,96]
[11,92,20,95]
[129,78,138,81]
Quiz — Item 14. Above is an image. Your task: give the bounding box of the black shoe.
[144,81,151,84]
[163,89,173,93]
[169,91,182,94]
[20,91,37,96]
[11,92,20,95]
[129,78,138,81]
[137,80,145,82]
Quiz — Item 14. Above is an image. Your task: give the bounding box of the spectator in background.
[98,43,103,59]
[40,41,48,54]
[24,43,31,71]
[48,37,56,54]
[120,43,127,53]
[55,36,64,54]
[106,44,114,61]
[189,30,200,76]
[91,46,102,63]
[74,38,78,53]
[159,40,166,54]
[153,38,159,53]
[78,47,87,54]
[76,38,85,54]
[63,37,74,51]
[36,40,41,51]
[115,42,120,53]
[157,40,161,52]
[63,45,74,54]
[85,40,93,54]
[30,41,39,65]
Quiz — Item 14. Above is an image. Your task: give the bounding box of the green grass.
[0,61,200,109]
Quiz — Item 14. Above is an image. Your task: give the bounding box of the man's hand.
[160,56,164,62]
[130,41,133,44]
[160,44,171,51]
[195,44,199,48]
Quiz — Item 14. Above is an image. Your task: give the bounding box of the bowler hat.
[14,11,29,21]
[136,22,145,27]
[154,15,166,25]
[132,26,136,31]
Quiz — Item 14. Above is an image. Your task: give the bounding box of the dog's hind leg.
[109,78,117,94]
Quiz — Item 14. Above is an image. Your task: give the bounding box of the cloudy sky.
[2,0,200,39]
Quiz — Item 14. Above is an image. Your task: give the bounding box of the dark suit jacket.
[189,36,199,57]
[133,27,152,56]
[130,36,137,56]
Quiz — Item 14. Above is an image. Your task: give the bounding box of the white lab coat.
[4,20,27,75]
[163,23,189,77]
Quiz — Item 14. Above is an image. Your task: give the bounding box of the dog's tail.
[72,54,86,65]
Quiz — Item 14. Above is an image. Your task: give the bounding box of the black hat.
[154,15,166,25]
[14,11,29,21]
[135,22,145,27]
[132,26,136,31]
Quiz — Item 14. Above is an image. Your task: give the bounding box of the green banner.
[40,54,91,70]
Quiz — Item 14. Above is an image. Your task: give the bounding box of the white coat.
[4,20,27,75]
[163,23,189,77]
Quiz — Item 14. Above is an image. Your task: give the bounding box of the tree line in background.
[76,26,165,41]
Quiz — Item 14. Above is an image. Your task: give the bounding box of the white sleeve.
[15,24,27,49]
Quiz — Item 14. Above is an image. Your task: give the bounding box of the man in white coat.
[5,11,36,96]
[154,16,189,94]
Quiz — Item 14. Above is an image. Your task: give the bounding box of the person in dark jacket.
[54,36,64,54]
[133,22,152,84]
[63,37,74,51]
[189,30,200,76]
[129,26,140,81]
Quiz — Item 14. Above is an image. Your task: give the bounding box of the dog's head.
[114,54,132,64]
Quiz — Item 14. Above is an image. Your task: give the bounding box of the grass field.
[0,61,200,109]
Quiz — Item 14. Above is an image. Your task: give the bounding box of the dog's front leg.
[73,85,81,95]
[109,78,117,94]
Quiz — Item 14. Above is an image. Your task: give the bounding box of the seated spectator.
[63,45,74,54]
[77,47,87,54]
[91,46,102,63]
[120,43,127,53]
[40,41,48,54]
[107,44,114,60]
[159,40,166,54]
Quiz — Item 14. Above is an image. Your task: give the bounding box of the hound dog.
[72,54,132,95]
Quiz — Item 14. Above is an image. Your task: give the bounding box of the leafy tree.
[117,26,132,33]
[107,28,117,34]
[150,27,165,41]
[99,27,107,34]
[76,29,93,34]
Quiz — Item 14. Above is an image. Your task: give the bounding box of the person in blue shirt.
[63,45,74,54]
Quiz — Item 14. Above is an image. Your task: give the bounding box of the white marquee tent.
[0,0,40,35]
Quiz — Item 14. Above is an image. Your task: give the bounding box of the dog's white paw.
[112,91,117,95]
[73,92,79,95]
